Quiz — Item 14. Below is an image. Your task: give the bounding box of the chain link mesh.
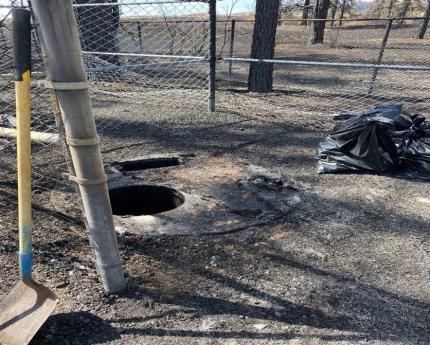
[0,0,429,229]
[216,8,430,123]
[0,0,211,227]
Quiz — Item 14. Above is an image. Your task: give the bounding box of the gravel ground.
[1,87,429,345]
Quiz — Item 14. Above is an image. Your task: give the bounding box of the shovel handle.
[13,8,32,280]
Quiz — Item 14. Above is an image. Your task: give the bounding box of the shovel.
[0,8,58,345]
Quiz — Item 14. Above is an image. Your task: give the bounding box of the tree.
[248,0,280,92]
[75,0,120,65]
[417,0,430,38]
[396,0,411,25]
[330,0,339,26]
[338,0,347,25]
[301,0,311,25]
[386,0,395,17]
[309,0,330,43]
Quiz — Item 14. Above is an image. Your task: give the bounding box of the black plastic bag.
[317,104,430,181]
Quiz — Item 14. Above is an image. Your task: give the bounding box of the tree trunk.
[309,0,330,44]
[396,0,411,25]
[248,0,280,92]
[338,0,347,25]
[417,0,430,39]
[330,0,339,26]
[75,0,120,65]
[301,0,311,25]
[387,0,395,17]
[374,0,385,18]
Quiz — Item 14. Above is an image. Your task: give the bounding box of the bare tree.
[75,0,120,65]
[218,0,239,57]
[338,0,347,25]
[417,0,430,38]
[387,0,395,17]
[309,0,330,44]
[301,0,311,25]
[248,0,280,92]
[330,0,339,26]
[396,0,411,25]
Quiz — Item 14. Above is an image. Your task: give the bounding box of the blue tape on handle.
[19,251,32,279]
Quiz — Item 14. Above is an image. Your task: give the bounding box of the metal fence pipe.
[208,0,216,112]
[368,19,393,94]
[220,57,430,71]
[82,51,206,60]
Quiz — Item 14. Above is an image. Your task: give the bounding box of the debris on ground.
[317,103,430,180]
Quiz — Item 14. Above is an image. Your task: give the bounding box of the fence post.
[368,18,393,95]
[137,21,143,54]
[228,18,236,79]
[30,0,126,294]
[208,0,216,113]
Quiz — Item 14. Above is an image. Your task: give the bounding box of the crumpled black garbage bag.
[317,103,430,181]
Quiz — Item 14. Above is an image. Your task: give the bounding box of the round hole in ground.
[109,185,185,216]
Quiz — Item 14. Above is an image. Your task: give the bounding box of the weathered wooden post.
[30,0,126,293]
[208,0,217,113]
[368,19,393,95]
[228,18,236,79]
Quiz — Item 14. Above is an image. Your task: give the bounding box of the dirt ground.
[0,13,429,345]
[0,86,429,345]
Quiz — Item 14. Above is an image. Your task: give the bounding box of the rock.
[55,281,68,288]
[253,323,267,331]
[200,319,217,331]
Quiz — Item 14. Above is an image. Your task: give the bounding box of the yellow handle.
[16,70,32,260]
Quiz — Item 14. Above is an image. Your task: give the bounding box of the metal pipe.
[86,60,206,73]
[31,0,126,293]
[82,51,206,60]
[208,0,216,113]
[72,1,205,7]
[228,18,236,79]
[368,19,393,95]
[220,57,430,71]
[137,22,143,54]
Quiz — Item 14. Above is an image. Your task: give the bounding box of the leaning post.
[368,18,393,95]
[30,0,126,293]
[208,0,217,113]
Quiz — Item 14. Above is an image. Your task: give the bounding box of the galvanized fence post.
[30,0,126,294]
[208,0,216,113]
[137,21,143,54]
[228,18,236,79]
[368,18,393,95]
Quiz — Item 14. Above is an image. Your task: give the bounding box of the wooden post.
[208,0,216,113]
[368,19,392,95]
[228,18,236,79]
[30,0,126,293]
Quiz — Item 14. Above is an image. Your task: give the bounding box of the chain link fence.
[0,0,429,229]
[215,12,430,123]
[0,0,211,228]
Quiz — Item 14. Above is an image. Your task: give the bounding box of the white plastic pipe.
[0,127,59,144]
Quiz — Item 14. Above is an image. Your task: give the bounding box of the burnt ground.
[0,18,429,345]
[0,86,430,345]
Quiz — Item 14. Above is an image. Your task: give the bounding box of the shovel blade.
[0,280,58,345]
